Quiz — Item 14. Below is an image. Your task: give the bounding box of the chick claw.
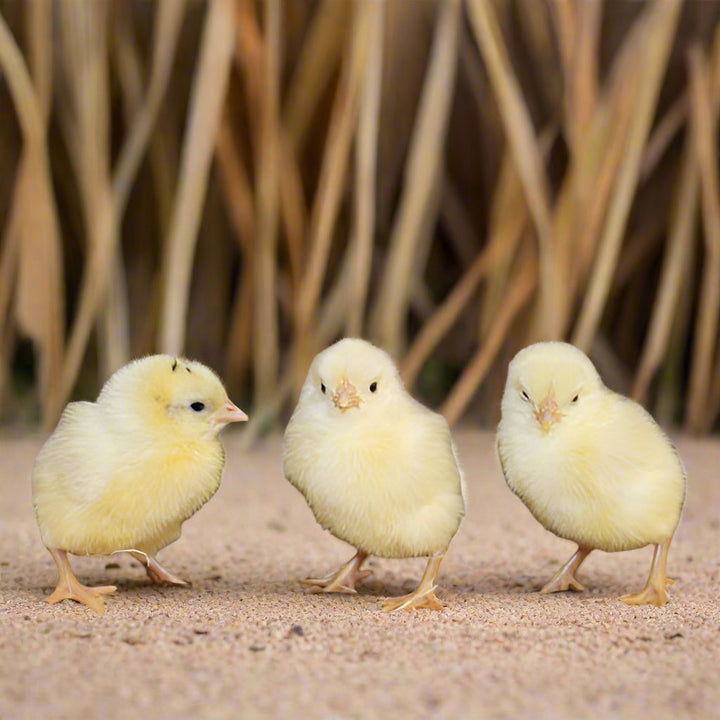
[382,553,446,612]
[540,575,586,594]
[46,582,116,616]
[45,548,115,616]
[540,546,592,594]
[620,585,668,607]
[119,550,190,587]
[382,585,443,612]
[620,540,673,607]
[301,551,370,594]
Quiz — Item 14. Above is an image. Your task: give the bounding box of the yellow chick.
[283,338,465,612]
[497,341,686,606]
[32,355,247,615]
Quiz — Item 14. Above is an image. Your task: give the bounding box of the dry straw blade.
[159,0,235,356]
[0,0,718,434]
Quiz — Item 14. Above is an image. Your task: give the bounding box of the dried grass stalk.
[293,0,374,378]
[159,0,235,355]
[572,0,682,350]
[466,0,559,340]
[0,8,65,426]
[441,243,537,426]
[347,0,384,338]
[370,0,462,357]
[686,45,720,432]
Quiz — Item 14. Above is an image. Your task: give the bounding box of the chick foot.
[382,553,445,612]
[620,540,672,607]
[122,550,190,586]
[540,546,592,594]
[301,551,370,594]
[45,548,116,616]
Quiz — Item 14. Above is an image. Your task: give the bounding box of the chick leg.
[620,538,672,607]
[122,550,190,587]
[541,546,592,594]
[382,553,445,612]
[301,550,371,594]
[44,548,116,616]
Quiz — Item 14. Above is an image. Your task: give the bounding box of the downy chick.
[283,338,465,611]
[32,355,247,614]
[497,341,686,606]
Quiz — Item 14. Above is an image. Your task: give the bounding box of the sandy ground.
[1,428,719,720]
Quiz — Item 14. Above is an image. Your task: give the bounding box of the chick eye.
[190,402,205,412]
[521,391,530,402]
[571,394,579,403]
[320,383,326,394]
[369,382,378,393]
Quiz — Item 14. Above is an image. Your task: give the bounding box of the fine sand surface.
[1,428,718,719]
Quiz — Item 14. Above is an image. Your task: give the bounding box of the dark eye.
[320,383,326,394]
[521,391,530,402]
[190,402,205,412]
[571,394,579,403]
[369,382,378,393]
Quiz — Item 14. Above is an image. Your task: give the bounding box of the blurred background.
[0,0,719,435]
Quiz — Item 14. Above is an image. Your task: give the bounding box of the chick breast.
[32,402,225,556]
[498,393,686,552]
[284,400,465,559]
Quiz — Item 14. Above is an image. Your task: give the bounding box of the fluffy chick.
[497,341,686,606]
[283,338,465,612]
[32,355,247,615]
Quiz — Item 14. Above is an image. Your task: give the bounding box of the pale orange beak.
[332,377,360,411]
[213,400,249,425]
[535,392,562,432]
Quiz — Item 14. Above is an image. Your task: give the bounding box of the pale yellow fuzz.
[32,355,233,559]
[497,342,686,553]
[283,338,465,559]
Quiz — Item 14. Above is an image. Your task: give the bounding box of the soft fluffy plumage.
[283,338,465,611]
[497,341,686,606]
[32,354,247,614]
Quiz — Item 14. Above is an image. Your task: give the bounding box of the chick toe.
[381,554,445,612]
[540,546,592,594]
[620,540,672,607]
[145,556,190,587]
[45,549,116,616]
[620,585,667,607]
[301,551,370,594]
[382,586,443,612]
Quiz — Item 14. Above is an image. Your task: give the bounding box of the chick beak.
[332,376,360,412]
[213,400,249,426]
[535,394,562,432]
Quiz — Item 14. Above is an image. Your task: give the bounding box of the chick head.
[300,338,402,418]
[502,342,603,434]
[97,355,247,439]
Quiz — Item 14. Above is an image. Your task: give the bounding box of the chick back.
[32,402,225,556]
[283,401,465,559]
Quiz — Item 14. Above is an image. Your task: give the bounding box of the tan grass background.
[0,0,719,436]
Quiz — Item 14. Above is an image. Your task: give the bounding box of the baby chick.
[32,355,247,615]
[283,338,465,612]
[497,341,686,606]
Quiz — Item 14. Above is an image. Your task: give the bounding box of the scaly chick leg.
[44,548,116,616]
[122,550,190,587]
[301,550,371,594]
[382,553,445,612]
[620,538,673,607]
[541,546,592,594]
